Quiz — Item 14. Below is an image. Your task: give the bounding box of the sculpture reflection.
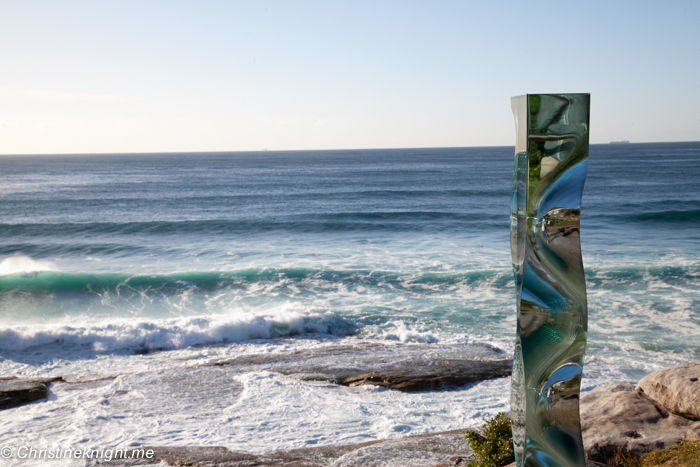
[510,94,590,467]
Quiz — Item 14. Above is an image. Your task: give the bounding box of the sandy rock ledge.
[637,360,700,421]
[580,380,700,462]
[91,429,475,466]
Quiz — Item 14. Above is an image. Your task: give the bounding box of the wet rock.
[0,380,49,410]
[338,360,512,391]
[637,360,700,421]
[580,382,700,463]
[0,375,64,384]
[205,342,511,391]
[0,375,117,410]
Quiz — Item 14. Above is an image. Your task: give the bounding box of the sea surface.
[1,143,699,461]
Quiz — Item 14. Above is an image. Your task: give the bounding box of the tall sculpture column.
[510,94,590,467]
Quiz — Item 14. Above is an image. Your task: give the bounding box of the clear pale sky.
[1,0,699,154]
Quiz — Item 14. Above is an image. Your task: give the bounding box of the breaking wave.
[0,309,359,353]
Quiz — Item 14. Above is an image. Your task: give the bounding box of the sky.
[0,0,698,154]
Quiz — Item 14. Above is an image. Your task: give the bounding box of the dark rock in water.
[338,360,512,391]
[205,342,511,391]
[106,428,475,466]
[0,380,49,410]
[580,382,700,463]
[0,375,64,384]
[637,360,700,421]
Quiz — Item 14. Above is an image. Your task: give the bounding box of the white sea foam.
[0,307,358,353]
[373,320,439,343]
[0,357,511,457]
[0,254,58,275]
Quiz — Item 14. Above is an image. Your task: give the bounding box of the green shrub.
[609,449,642,467]
[465,412,515,467]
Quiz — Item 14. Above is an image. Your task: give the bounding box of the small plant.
[465,412,515,467]
[609,448,642,467]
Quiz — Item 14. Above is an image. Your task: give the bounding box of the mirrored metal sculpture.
[510,94,590,467]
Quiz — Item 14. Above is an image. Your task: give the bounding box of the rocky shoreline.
[202,342,512,391]
[581,361,700,462]
[1,342,512,410]
[4,353,700,466]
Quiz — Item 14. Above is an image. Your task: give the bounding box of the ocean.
[1,143,699,460]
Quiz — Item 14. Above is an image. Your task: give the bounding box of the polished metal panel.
[510,94,590,467]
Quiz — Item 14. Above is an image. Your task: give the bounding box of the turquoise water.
[1,144,699,371]
[0,143,698,453]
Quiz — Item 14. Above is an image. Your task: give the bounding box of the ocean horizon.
[3,140,700,157]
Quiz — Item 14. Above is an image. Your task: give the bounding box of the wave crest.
[0,309,359,353]
[0,254,58,276]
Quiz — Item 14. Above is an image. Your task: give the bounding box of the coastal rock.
[580,382,700,462]
[338,360,512,391]
[100,429,474,466]
[430,457,471,466]
[0,376,115,410]
[0,379,49,410]
[637,360,700,420]
[205,342,511,392]
[329,429,474,466]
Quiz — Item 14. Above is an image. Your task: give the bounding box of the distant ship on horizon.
[609,140,630,144]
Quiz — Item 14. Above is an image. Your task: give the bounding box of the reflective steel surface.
[510,94,590,467]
